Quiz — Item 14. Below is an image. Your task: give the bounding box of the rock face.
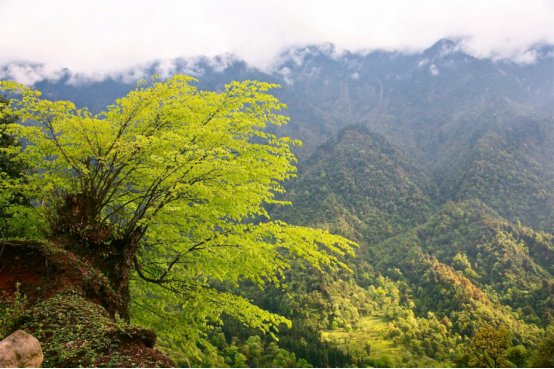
[0,330,44,368]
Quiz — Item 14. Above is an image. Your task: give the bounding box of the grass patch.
[322,316,442,367]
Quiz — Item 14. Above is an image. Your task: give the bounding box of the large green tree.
[0,76,355,358]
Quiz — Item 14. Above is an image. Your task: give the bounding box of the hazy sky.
[1,0,553,78]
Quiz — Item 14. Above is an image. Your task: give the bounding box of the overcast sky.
[1,0,553,79]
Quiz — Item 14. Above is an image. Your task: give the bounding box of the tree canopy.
[0,76,356,361]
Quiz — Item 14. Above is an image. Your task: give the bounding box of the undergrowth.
[20,289,135,367]
[0,282,30,338]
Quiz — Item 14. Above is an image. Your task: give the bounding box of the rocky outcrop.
[0,330,43,368]
[0,240,174,367]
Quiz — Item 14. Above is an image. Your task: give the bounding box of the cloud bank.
[1,0,553,82]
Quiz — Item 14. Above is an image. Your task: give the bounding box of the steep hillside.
[271,123,553,365]
[370,200,553,326]
[436,110,554,230]
[278,125,437,243]
[269,199,552,365]
[273,40,553,159]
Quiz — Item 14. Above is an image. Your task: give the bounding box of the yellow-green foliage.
[0,76,356,362]
[322,316,441,367]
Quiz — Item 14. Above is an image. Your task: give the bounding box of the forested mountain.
[1,39,552,367]
[277,126,438,243]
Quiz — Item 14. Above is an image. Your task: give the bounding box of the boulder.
[0,330,43,368]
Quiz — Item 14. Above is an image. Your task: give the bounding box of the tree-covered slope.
[278,125,437,243]
[435,109,554,230]
[370,200,553,326]
[270,199,552,365]
[270,122,553,366]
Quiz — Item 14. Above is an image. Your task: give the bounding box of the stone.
[0,330,44,368]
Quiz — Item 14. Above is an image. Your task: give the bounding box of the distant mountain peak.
[276,43,337,67]
[423,38,465,58]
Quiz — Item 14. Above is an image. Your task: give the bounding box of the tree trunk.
[54,194,143,321]
[105,230,143,321]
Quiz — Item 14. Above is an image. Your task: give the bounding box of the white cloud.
[0,63,65,85]
[0,0,552,81]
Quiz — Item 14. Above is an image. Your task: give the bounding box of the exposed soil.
[0,240,174,367]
